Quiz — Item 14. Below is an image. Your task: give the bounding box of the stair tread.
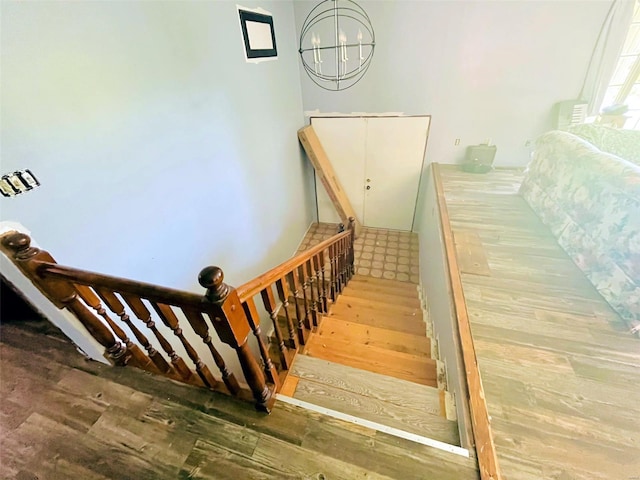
[346,278,421,299]
[316,317,430,358]
[305,334,437,387]
[291,355,440,414]
[350,275,420,291]
[329,303,425,336]
[292,376,459,445]
[335,294,422,315]
[341,285,421,307]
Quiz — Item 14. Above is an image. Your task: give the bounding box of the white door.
[312,117,367,225]
[312,116,429,231]
[363,117,430,230]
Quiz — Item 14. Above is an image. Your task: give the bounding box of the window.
[600,1,640,129]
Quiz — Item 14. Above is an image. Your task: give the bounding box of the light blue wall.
[1,1,315,293]
[294,0,615,167]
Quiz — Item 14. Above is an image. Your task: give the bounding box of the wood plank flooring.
[438,166,640,480]
[0,321,479,479]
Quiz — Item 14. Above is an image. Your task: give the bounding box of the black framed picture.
[238,9,277,60]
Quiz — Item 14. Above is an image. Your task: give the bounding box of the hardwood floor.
[0,321,478,480]
[438,166,640,480]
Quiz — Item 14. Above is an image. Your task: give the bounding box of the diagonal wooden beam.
[298,125,361,237]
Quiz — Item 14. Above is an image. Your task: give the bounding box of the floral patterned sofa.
[519,126,640,333]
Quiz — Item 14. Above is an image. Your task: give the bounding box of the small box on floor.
[462,144,497,173]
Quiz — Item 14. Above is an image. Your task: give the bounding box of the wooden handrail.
[36,262,204,307]
[236,229,351,303]
[2,222,357,415]
[432,163,502,480]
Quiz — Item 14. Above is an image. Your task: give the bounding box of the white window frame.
[600,1,640,129]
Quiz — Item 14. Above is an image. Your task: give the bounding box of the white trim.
[305,110,407,118]
[276,394,470,458]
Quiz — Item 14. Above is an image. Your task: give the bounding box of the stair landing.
[297,223,420,284]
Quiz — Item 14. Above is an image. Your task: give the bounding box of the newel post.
[1,232,129,365]
[198,266,275,413]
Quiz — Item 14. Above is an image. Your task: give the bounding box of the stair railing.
[235,217,356,375]
[1,218,355,413]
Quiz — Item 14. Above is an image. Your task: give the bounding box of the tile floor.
[296,223,420,284]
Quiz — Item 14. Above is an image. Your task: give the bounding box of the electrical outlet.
[454,138,460,146]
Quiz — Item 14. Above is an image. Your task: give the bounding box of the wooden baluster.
[297,264,313,330]
[2,233,129,365]
[328,242,337,301]
[318,250,329,312]
[199,266,274,412]
[335,237,344,294]
[275,278,299,350]
[286,270,309,345]
[181,306,241,395]
[242,298,281,390]
[336,239,344,293]
[312,254,324,314]
[305,260,319,327]
[121,294,190,381]
[75,285,152,371]
[261,285,291,370]
[336,223,346,293]
[151,302,212,387]
[340,238,349,288]
[95,287,172,374]
[347,217,356,280]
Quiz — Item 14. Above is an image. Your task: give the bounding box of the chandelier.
[298,0,375,91]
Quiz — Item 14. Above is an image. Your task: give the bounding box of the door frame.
[310,114,432,231]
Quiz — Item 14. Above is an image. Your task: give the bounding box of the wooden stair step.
[291,355,441,416]
[304,335,437,387]
[346,278,421,299]
[350,275,420,291]
[292,377,459,445]
[341,285,421,308]
[316,316,430,358]
[329,303,425,336]
[334,294,421,316]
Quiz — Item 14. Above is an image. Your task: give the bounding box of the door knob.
[366,185,371,190]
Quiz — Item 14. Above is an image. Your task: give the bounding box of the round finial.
[198,266,230,304]
[198,266,224,289]
[2,232,39,260]
[2,232,31,251]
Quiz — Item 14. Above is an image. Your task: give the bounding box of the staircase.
[2,221,460,451]
[279,274,460,448]
[307,276,435,385]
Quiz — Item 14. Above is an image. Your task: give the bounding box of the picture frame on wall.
[238,8,277,62]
